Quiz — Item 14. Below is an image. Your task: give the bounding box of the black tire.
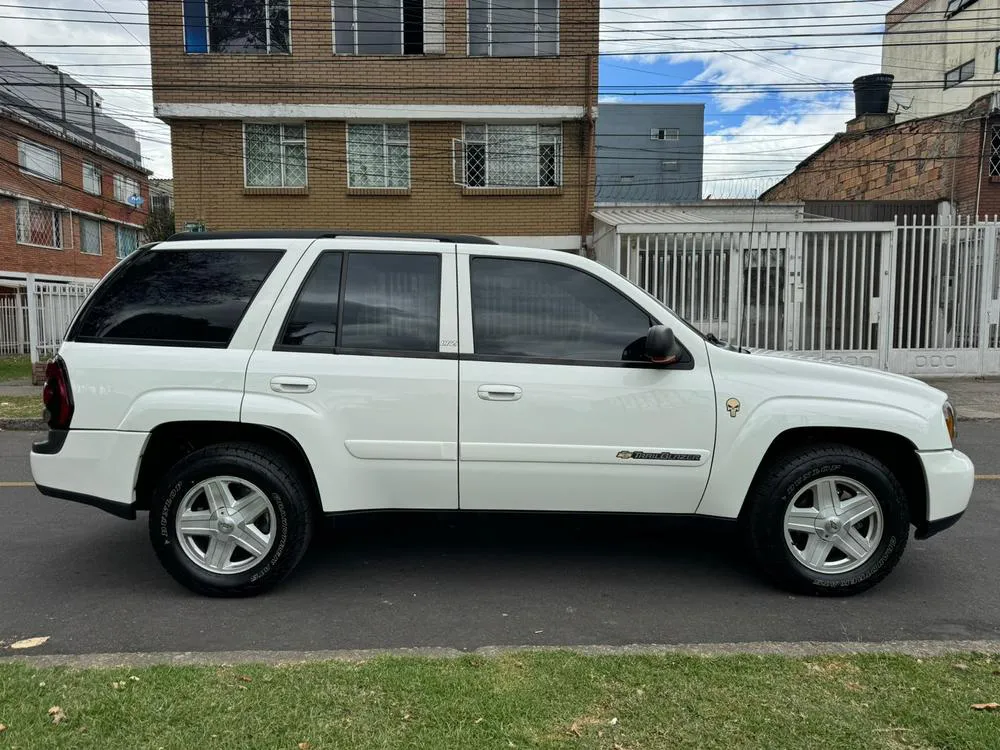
[148,442,314,597]
[742,443,909,596]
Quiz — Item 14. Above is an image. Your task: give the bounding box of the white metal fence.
[607,216,1000,376]
[0,274,98,364]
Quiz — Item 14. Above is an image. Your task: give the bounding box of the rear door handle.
[270,376,317,394]
[477,384,522,401]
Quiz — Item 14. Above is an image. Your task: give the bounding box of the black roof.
[165,230,497,244]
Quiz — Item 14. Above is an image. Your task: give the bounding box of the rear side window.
[278,251,441,353]
[70,249,283,346]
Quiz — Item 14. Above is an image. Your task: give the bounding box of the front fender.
[695,395,940,519]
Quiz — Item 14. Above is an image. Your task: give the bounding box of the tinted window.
[341,253,440,351]
[471,258,653,361]
[280,252,342,349]
[71,249,282,346]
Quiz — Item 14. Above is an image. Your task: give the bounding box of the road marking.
[976,475,1000,480]
[0,481,34,487]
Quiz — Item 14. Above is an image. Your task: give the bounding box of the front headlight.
[943,401,957,441]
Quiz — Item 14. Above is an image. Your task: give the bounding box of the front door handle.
[270,376,317,394]
[477,384,522,401]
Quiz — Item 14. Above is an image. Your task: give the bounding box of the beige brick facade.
[761,96,1000,218]
[150,0,598,247]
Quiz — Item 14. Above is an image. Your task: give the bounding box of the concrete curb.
[0,419,44,431]
[2,640,999,668]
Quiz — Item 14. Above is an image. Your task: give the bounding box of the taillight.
[42,356,73,430]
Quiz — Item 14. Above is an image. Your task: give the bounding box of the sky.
[0,0,901,197]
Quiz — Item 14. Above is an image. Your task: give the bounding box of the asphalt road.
[1,426,997,655]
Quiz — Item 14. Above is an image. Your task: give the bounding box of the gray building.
[0,41,142,168]
[595,103,704,204]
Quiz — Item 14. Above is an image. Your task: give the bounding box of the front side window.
[116,226,140,260]
[347,123,410,188]
[71,249,284,346]
[470,257,653,362]
[113,174,140,204]
[244,123,307,187]
[333,0,424,54]
[18,139,61,182]
[15,201,62,248]
[279,252,440,353]
[183,0,290,54]
[944,59,975,88]
[80,218,102,255]
[83,162,102,195]
[468,0,558,56]
[459,124,562,188]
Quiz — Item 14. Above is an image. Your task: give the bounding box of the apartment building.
[149,0,598,251]
[882,0,999,121]
[0,43,150,277]
[595,103,704,204]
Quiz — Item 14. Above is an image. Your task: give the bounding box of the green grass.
[0,396,41,420]
[0,356,30,384]
[0,653,998,749]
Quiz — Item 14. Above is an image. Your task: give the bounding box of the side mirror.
[644,325,677,364]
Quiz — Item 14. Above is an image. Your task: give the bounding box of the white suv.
[31,231,974,597]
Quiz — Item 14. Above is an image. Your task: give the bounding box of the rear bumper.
[915,448,974,539]
[30,429,148,519]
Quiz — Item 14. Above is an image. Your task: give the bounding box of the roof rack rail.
[164,230,497,244]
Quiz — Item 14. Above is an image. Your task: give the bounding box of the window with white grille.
[113,174,140,204]
[15,201,62,249]
[183,0,290,54]
[468,0,558,57]
[457,124,562,188]
[18,139,61,182]
[244,123,307,187]
[83,162,102,195]
[990,124,1000,179]
[650,128,679,141]
[80,218,102,255]
[347,123,410,188]
[333,0,427,55]
[116,226,139,260]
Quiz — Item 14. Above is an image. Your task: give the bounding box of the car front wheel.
[743,444,910,596]
[148,442,314,597]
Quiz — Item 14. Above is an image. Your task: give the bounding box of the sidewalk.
[923,377,1000,419]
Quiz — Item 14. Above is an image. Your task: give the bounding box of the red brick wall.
[761,99,999,217]
[0,117,149,278]
[885,0,934,29]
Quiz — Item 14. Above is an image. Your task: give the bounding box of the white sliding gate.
[608,217,1000,376]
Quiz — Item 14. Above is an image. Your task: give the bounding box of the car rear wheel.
[148,443,314,597]
[743,444,910,596]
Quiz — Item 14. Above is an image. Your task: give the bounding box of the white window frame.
[989,123,1000,179]
[333,0,408,55]
[944,59,975,89]
[346,123,411,188]
[456,123,562,188]
[79,217,103,256]
[113,173,140,204]
[83,162,102,195]
[467,0,560,57]
[183,0,292,54]
[15,200,63,250]
[17,139,61,182]
[242,122,308,188]
[115,225,139,260]
[650,128,679,141]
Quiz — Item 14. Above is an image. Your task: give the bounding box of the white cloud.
[701,96,855,199]
[1,0,171,177]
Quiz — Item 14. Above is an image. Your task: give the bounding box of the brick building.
[761,93,1000,218]
[149,0,598,250]
[0,43,150,278]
